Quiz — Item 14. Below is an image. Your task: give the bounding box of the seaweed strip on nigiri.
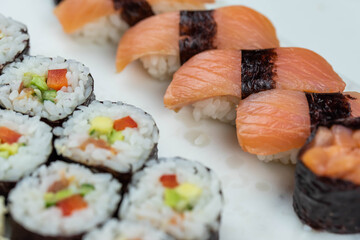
[115,6,280,80]
[235,89,360,164]
[293,117,360,233]
[164,48,346,122]
[54,0,214,43]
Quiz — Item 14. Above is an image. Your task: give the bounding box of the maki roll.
[84,219,174,240]
[0,13,29,73]
[0,56,95,126]
[120,157,223,240]
[0,110,52,197]
[8,161,122,239]
[53,101,159,184]
[293,117,360,233]
[54,0,214,44]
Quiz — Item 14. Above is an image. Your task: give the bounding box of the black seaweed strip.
[241,49,277,99]
[179,10,217,65]
[113,0,154,26]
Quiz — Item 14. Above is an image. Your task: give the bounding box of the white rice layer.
[192,96,239,124]
[0,110,52,181]
[120,157,223,240]
[140,55,180,81]
[9,161,121,236]
[0,13,29,66]
[71,2,206,45]
[54,101,159,174]
[0,55,93,121]
[257,148,299,164]
[84,219,174,240]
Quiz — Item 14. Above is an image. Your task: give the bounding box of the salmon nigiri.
[164,48,346,123]
[54,0,214,43]
[116,6,279,79]
[236,89,360,164]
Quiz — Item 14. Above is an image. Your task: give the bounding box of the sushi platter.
[1,0,360,239]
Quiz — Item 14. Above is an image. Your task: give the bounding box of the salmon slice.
[54,0,214,34]
[54,0,117,34]
[116,12,180,72]
[275,48,345,93]
[116,5,279,72]
[164,50,242,110]
[164,48,345,110]
[236,89,311,156]
[236,90,360,156]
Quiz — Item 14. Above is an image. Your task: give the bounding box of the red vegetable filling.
[47,69,68,91]
[160,174,179,188]
[56,195,88,217]
[114,116,138,131]
[0,127,21,144]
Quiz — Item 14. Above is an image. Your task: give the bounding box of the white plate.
[1,0,360,239]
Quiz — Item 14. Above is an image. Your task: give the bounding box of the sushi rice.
[0,110,52,182]
[72,2,208,45]
[0,13,29,71]
[8,161,122,237]
[120,157,223,240]
[84,219,174,240]
[0,55,94,122]
[54,101,159,175]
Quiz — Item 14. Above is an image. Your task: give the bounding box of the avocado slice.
[90,117,114,135]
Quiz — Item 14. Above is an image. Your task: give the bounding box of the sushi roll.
[293,117,360,233]
[0,13,29,73]
[84,219,174,240]
[164,48,346,123]
[0,110,52,197]
[120,157,223,240]
[8,161,122,239]
[53,101,159,184]
[54,0,214,44]
[0,55,95,127]
[236,89,360,164]
[116,6,279,80]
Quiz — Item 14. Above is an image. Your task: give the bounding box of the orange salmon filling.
[303,125,360,184]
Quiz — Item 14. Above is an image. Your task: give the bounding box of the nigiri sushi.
[164,48,346,123]
[116,6,279,80]
[54,0,214,44]
[236,89,360,164]
[294,117,360,233]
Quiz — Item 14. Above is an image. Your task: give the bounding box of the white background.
[1,0,360,239]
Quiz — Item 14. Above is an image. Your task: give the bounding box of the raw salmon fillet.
[116,5,279,72]
[164,48,345,110]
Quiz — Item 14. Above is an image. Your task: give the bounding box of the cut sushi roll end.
[120,157,223,240]
[54,101,159,184]
[293,118,360,233]
[8,161,122,238]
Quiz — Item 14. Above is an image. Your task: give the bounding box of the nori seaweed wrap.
[293,117,360,233]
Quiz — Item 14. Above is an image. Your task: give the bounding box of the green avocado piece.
[43,90,57,102]
[78,183,95,196]
[0,151,10,159]
[109,130,124,144]
[31,75,48,91]
[89,117,114,136]
[164,188,182,209]
[0,143,19,156]
[44,189,74,207]
[175,183,202,202]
